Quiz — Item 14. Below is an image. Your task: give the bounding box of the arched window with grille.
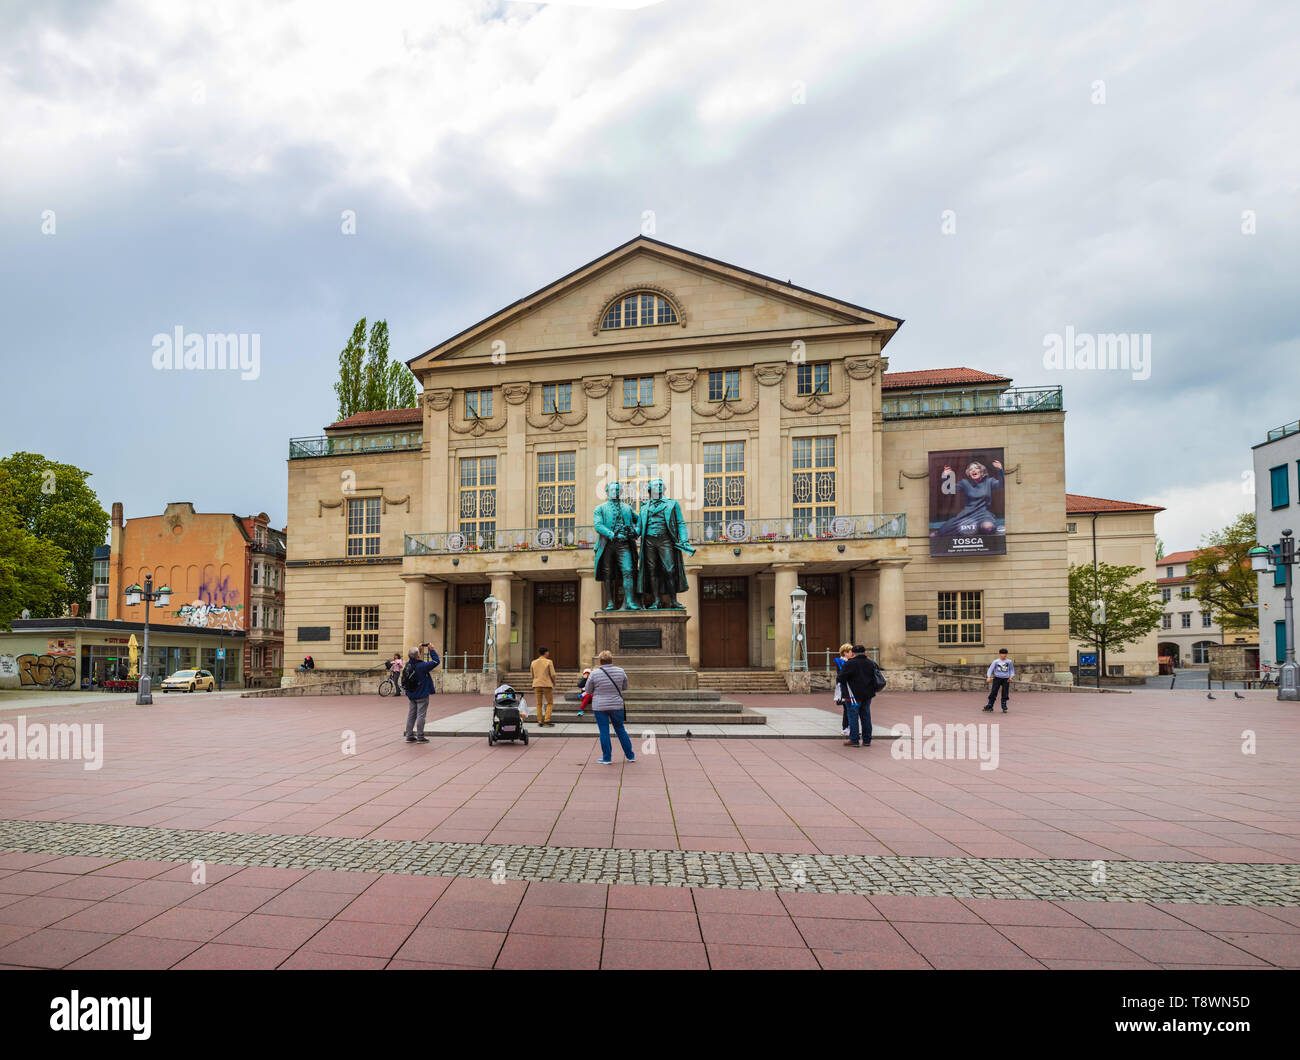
[600,290,679,330]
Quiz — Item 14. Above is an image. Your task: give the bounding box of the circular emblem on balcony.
[534,528,556,549]
[724,520,748,542]
[446,532,467,553]
[830,516,854,538]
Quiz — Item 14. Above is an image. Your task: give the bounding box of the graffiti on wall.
[172,601,243,630]
[200,573,241,608]
[17,654,77,688]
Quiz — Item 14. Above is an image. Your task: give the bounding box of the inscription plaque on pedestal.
[619,628,662,650]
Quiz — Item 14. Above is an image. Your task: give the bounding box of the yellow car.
[160,669,216,693]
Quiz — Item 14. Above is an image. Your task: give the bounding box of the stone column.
[423,579,446,658]
[772,563,799,670]
[877,559,908,669]
[844,354,879,517]
[489,572,513,675]
[509,577,524,670]
[683,563,704,668]
[502,383,530,531]
[754,363,786,520]
[424,390,453,533]
[579,570,600,666]
[583,376,612,522]
[666,370,697,513]
[401,574,425,654]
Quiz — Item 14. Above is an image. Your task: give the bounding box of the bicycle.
[378,673,399,697]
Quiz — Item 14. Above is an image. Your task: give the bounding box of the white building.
[1253,418,1300,665]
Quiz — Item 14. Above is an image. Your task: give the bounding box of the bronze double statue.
[593,477,695,610]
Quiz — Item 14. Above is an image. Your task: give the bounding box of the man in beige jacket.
[529,647,558,726]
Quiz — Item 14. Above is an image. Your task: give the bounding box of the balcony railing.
[1266,420,1300,442]
[406,526,597,555]
[881,385,1062,420]
[404,514,906,556]
[289,432,424,459]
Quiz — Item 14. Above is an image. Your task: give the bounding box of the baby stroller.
[488,685,528,746]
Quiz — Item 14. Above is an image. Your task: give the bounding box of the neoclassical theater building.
[285,238,1069,682]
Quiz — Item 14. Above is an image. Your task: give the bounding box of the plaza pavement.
[0,687,1297,969]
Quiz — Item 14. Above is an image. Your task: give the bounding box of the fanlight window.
[601,291,678,330]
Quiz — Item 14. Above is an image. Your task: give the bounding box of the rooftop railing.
[289,432,424,459]
[881,385,1062,420]
[1266,420,1300,442]
[404,514,906,556]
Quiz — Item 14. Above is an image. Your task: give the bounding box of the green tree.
[0,452,110,621]
[1187,512,1258,632]
[333,318,367,420]
[1068,561,1164,685]
[333,317,418,420]
[0,503,68,630]
[1155,537,1165,561]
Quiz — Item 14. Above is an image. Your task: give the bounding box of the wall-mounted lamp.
[836,544,846,553]
[541,554,549,563]
[452,557,459,567]
[862,603,874,621]
[732,547,741,557]
[428,613,439,629]
[768,606,775,622]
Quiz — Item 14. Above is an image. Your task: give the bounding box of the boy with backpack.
[402,643,441,743]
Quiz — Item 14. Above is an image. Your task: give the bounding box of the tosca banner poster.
[928,448,1007,557]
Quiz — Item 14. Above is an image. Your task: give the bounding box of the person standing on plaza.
[402,642,441,743]
[589,650,634,764]
[985,648,1013,712]
[838,645,880,748]
[833,642,854,736]
[530,646,557,727]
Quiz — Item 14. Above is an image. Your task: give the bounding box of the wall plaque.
[1003,612,1050,630]
[619,628,662,650]
[298,626,331,642]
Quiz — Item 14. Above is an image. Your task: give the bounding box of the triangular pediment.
[408,237,901,370]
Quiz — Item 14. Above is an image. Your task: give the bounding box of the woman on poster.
[932,459,1003,537]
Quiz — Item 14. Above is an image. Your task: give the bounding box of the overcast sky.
[2,0,1295,551]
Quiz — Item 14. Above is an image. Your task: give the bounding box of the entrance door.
[455,584,490,668]
[533,582,579,669]
[700,577,749,667]
[800,574,842,664]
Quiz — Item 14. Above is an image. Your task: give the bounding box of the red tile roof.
[326,407,423,430]
[881,368,1012,390]
[1065,493,1165,514]
[1158,549,1210,566]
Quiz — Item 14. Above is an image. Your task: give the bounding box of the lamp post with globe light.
[1251,531,1298,701]
[124,573,171,704]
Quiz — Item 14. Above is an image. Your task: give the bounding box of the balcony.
[404,514,906,556]
[289,431,424,459]
[882,385,1062,420]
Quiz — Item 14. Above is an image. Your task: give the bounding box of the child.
[985,649,1013,712]
[576,667,592,716]
[495,683,527,719]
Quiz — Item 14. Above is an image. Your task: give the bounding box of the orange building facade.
[105,501,286,686]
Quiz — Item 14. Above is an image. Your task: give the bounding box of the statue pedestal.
[591,610,694,689]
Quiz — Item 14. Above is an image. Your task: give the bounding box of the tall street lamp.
[124,573,171,704]
[1251,530,1298,701]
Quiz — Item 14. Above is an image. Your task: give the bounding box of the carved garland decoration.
[526,381,589,432]
[589,284,687,335]
[688,367,760,420]
[317,494,411,517]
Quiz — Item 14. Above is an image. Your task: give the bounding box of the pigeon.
[1234,692,1245,699]
[685,729,693,739]
[1207,692,1215,700]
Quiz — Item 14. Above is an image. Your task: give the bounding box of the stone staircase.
[697,669,793,694]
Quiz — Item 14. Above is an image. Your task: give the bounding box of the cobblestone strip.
[1,819,1296,905]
